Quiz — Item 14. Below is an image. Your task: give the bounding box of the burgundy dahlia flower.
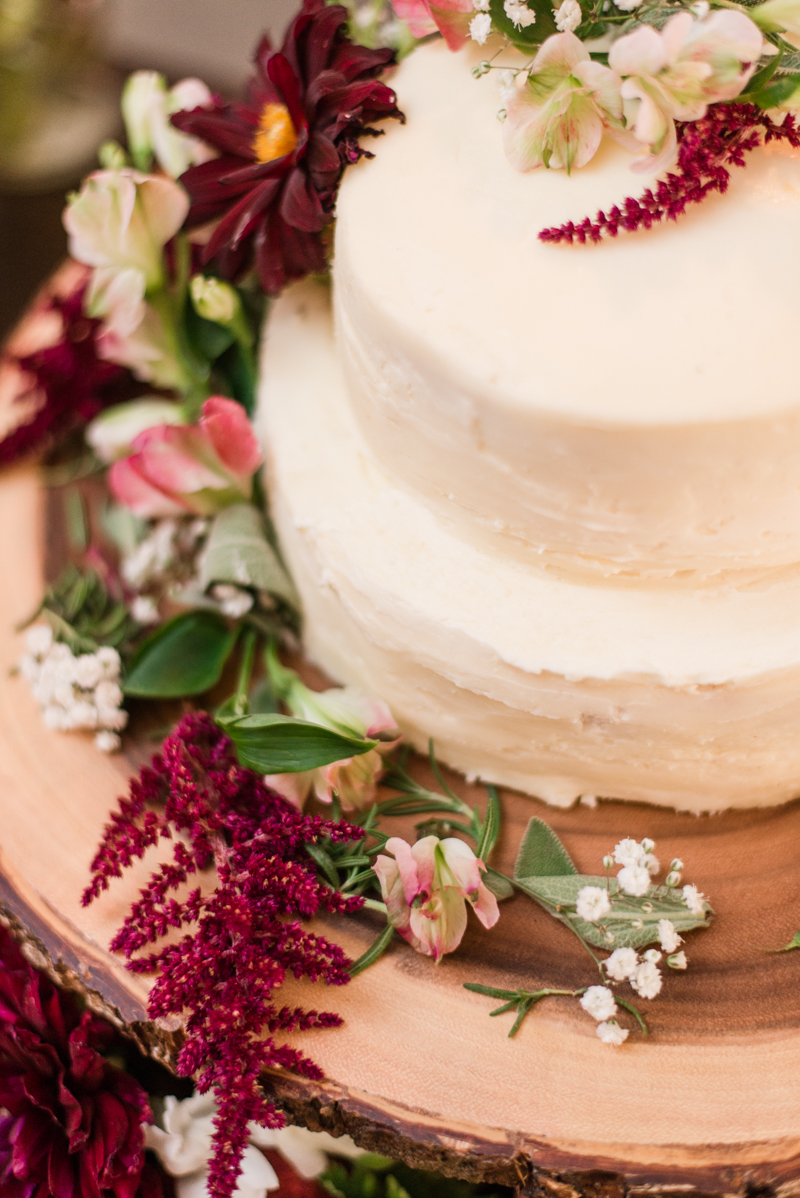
[0,925,153,1198]
[171,0,402,294]
[0,265,131,468]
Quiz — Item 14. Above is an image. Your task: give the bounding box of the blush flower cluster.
[83,712,366,1198]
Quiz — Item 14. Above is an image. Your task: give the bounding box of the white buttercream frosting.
[334,39,800,582]
[259,282,800,810]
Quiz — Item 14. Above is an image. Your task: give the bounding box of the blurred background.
[0,0,296,339]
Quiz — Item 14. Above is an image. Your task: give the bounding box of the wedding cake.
[259,37,800,813]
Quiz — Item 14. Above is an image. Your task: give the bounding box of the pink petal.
[133,424,228,493]
[385,836,422,906]
[428,0,474,49]
[470,881,500,930]
[410,835,439,901]
[532,30,589,74]
[200,396,263,480]
[438,837,483,894]
[264,772,313,808]
[391,0,437,37]
[609,25,667,77]
[108,455,187,517]
[373,854,413,937]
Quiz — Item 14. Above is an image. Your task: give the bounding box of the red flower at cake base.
[171,0,402,295]
[0,925,153,1198]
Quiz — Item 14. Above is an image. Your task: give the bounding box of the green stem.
[362,897,388,914]
[233,628,258,716]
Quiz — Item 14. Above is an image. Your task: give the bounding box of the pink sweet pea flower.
[609,10,763,172]
[264,671,400,812]
[373,835,499,961]
[502,33,631,174]
[392,0,474,48]
[108,395,263,517]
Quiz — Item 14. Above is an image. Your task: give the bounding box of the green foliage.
[23,564,138,655]
[321,1157,511,1198]
[199,504,299,608]
[513,871,711,951]
[124,611,238,698]
[513,817,577,879]
[488,0,556,47]
[220,712,377,773]
[349,922,396,976]
[777,930,800,952]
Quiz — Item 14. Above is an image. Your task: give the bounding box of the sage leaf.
[224,712,377,773]
[513,872,711,951]
[199,504,299,607]
[514,817,577,879]
[484,868,514,901]
[475,785,500,862]
[124,611,238,698]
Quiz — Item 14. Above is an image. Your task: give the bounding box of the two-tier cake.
[260,38,800,812]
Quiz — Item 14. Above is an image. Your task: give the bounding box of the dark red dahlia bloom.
[172,0,403,295]
[0,272,131,468]
[0,926,153,1198]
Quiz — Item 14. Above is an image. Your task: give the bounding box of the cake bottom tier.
[259,282,800,812]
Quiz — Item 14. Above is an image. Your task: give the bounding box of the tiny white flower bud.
[667,951,688,970]
[96,647,122,679]
[190,275,242,326]
[25,624,53,658]
[596,1019,628,1046]
[131,595,160,624]
[575,885,611,923]
[469,12,493,42]
[602,854,615,870]
[605,947,638,981]
[665,870,682,888]
[211,583,254,620]
[95,730,122,753]
[670,858,684,872]
[580,985,617,1022]
[640,837,655,854]
[643,948,662,964]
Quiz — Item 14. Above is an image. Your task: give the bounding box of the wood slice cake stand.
[1,433,800,1193]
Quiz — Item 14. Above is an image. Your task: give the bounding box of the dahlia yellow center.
[253,103,297,163]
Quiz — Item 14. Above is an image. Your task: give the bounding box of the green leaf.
[349,923,395,977]
[224,712,377,773]
[124,611,238,698]
[199,504,299,608]
[484,867,514,901]
[185,300,236,362]
[489,0,556,47]
[777,930,800,952]
[513,873,711,950]
[475,785,500,863]
[751,73,800,108]
[513,817,577,879]
[304,840,340,888]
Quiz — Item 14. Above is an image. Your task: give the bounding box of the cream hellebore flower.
[265,654,400,811]
[752,0,800,37]
[145,1093,364,1198]
[373,835,500,961]
[502,32,629,174]
[609,10,763,172]
[122,70,216,178]
[87,398,186,462]
[64,169,189,293]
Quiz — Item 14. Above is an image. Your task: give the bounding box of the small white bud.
[665,870,682,888]
[190,274,242,326]
[95,730,122,753]
[667,951,688,970]
[602,854,615,870]
[640,838,655,854]
[670,858,684,872]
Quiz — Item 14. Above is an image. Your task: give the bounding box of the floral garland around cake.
[0,1,754,1194]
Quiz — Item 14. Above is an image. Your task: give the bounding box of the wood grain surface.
[1,457,800,1196]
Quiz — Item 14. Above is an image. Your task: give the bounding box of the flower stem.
[233,628,258,717]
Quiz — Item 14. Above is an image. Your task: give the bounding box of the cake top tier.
[336,38,800,427]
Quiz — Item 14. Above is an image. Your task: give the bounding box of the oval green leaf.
[124,611,238,698]
[224,713,377,773]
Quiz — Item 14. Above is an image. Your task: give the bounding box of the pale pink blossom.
[264,666,400,811]
[122,70,216,179]
[87,398,186,463]
[609,10,763,171]
[108,396,262,517]
[391,0,474,48]
[373,835,499,961]
[753,0,800,36]
[64,169,189,291]
[502,33,631,174]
